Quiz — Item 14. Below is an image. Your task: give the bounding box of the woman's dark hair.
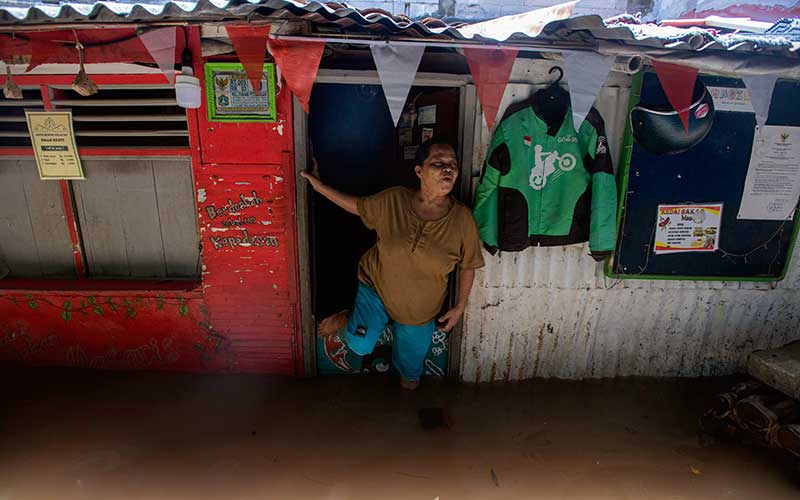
[415,137,454,166]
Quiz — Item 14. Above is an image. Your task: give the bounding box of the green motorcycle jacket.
[473,100,617,255]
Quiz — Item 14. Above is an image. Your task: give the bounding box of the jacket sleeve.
[580,109,618,254]
[473,124,510,251]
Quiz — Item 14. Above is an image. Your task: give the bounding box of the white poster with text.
[738,125,800,220]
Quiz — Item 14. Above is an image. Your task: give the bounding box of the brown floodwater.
[1,369,797,499]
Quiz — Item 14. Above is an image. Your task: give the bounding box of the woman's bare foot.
[318,309,350,339]
[400,378,420,390]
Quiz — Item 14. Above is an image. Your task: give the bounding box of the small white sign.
[738,125,800,220]
[707,86,753,113]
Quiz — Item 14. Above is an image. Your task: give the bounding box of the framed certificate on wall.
[204,62,277,122]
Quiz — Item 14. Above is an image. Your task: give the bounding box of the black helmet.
[630,78,715,155]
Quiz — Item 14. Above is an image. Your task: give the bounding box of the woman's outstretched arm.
[300,159,359,216]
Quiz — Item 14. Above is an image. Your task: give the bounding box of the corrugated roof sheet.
[1,0,799,57]
[0,0,454,31]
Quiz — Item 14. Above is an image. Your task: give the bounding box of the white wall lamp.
[175,28,201,109]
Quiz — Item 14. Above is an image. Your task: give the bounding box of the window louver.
[50,85,189,148]
[0,88,41,147]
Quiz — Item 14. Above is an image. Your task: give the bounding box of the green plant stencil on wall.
[2,293,201,326]
[177,297,188,317]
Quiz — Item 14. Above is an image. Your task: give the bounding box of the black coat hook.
[549,66,563,84]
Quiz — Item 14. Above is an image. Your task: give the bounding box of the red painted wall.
[0,27,303,376]
[0,291,230,372]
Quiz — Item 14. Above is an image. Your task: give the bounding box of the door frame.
[293,69,479,378]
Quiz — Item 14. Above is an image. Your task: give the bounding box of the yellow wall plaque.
[25,111,85,180]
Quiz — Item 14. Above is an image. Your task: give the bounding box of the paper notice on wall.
[654,203,723,254]
[738,125,800,220]
[418,104,436,125]
[403,145,419,160]
[398,128,413,146]
[25,111,84,180]
[707,86,754,113]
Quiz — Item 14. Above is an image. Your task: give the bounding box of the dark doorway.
[308,83,461,375]
[309,83,461,318]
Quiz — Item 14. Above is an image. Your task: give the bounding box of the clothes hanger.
[537,66,568,101]
[534,66,570,132]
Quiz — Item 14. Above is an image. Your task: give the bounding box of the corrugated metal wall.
[460,59,800,382]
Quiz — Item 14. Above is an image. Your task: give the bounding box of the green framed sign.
[204,62,277,122]
[605,71,800,282]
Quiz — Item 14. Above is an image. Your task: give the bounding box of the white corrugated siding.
[460,59,800,382]
[462,247,800,382]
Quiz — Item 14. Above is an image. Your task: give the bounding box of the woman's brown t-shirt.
[356,186,485,325]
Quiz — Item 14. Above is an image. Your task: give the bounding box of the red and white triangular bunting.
[268,39,325,113]
[743,75,778,128]
[562,51,614,131]
[652,60,698,132]
[370,43,426,126]
[463,47,517,131]
[138,27,177,84]
[25,39,61,72]
[226,25,270,92]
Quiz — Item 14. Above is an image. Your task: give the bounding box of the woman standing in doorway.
[300,139,485,390]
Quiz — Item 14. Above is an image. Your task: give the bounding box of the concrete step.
[747,341,800,400]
